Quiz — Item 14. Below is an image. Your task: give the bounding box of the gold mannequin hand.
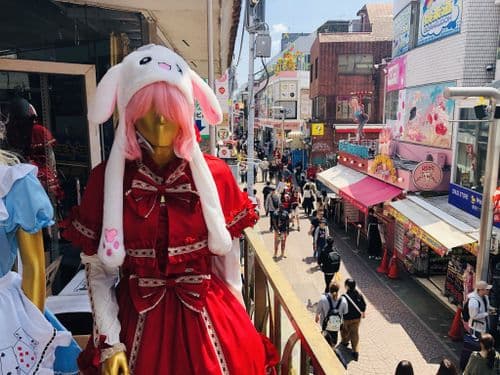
[102,351,130,375]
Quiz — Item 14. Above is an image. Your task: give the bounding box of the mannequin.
[64,45,276,375]
[0,150,74,374]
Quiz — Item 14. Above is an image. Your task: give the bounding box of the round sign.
[218,146,230,158]
[412,161,443,191]
[218,87,226,95]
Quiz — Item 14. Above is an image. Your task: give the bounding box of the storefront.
[387,196,478,306]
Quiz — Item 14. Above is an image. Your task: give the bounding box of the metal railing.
[242,228,346,374]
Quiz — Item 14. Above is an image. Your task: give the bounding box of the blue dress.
[0,164,80,375]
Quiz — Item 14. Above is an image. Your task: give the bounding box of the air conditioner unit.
[425,152,446,168]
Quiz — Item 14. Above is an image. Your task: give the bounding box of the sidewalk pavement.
[251,181,461,375]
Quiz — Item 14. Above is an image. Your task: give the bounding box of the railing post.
[273,294,281,355]
[254,261,267,332]
[300,346,309,375]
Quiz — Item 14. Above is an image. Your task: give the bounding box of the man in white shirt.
[467,280,494,335]
[259,158,269,182]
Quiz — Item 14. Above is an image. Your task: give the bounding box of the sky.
[233,0,391,87]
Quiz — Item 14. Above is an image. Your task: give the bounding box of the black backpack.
[462,296,484,322]
[322,250,341,274]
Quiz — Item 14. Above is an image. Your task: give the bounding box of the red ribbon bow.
[128,274,211,314]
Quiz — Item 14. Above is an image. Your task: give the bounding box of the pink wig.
[125,82,195,161]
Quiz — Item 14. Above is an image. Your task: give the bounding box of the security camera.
[486,64,494,72]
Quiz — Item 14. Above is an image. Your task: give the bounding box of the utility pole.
[246,30,256,196]
[445,86,500,283]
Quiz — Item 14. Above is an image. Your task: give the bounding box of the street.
[252,182,461,374]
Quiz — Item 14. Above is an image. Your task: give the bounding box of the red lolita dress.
[64,153,276,374]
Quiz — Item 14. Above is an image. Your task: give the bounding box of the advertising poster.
[387,56,407,92]
[418,0,462,46]
[393,5,411,57]
[401,82,455,148]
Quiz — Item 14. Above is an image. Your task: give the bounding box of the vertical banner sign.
[387,56,407,92]
[215,70,230,119]
[393,5,412,57]
[418,0,462,46]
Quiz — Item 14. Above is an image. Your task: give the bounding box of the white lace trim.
[202,308,229,375]
[168,239,208,257]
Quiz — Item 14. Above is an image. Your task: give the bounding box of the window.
[454,109,500,191]
[312,96,326,119]
[336,97,353,120]
[315,57,318,79]
[310,63,314,82]
[338,54,373,75]
[385,91,399,121]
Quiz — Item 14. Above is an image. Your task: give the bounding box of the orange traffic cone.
[448,306,464,341]
[377,247,389,274]
[387,254,399,279]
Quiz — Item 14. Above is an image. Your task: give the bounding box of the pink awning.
[339,176,402,213]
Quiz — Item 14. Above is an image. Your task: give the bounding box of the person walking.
[394,360,414,375]
[271,204,290,258]
[315,282,348,347]
[314,218,329,260]
[317,237,341,293]
[367,208,383,260]
[259,158,270,182]
[239,161,247,184]
[265,189,281,232]
[262,182,274,215]
[464,333,500,374]
[302,184,315,216]
[466,280,494,336]
[290,189,302,231]
[340,278,366,362]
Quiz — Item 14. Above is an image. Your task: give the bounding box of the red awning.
[339,176,402,213]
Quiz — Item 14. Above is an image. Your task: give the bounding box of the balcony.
[242,228,345,374]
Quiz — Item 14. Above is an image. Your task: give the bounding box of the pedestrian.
[269,159,277,183]
[259,157,270,182]
[302,183,315,216]
[436,358,458,375]
[309,209,324,259]
[262,182,274,214]
[315,282,348,347]
[466,280,494,336]
[314,218,329,260]
[394,360,414,375]
[254,189,262,215]
[318,237,341,293]
[315,188,324,211]
[271,204,290,258]
[290,189,302,231]
[340,278,366,362]
[464,333,500,374]
[367,208,382,259]
[239,161,247,184]
[265,189,281,232]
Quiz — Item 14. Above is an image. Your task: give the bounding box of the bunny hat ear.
[88,63,128,268]
[190,68,223,125]
[188,68,231,255]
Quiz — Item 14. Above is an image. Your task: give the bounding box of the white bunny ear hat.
[88,44,232,268]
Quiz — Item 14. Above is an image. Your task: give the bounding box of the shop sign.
[386,205,448,256]
[412,161,443,191]
[418,0,462,47]
[401,81,455,149]
[215,70,229,113]
[218,146,231,159]
[216,126,230,142]
[311,123,324,136]
[449,183,482,217]
[392,5,411,57]
[387,56,407,92]
[338,141,370,159]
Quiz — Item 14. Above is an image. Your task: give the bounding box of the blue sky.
[234,0,391,87]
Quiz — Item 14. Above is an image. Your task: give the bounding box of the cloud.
[271,23,289,35]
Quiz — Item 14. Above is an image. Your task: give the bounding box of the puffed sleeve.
[62,163,105,255]
[205,155,258,238]
[4,172,54,233]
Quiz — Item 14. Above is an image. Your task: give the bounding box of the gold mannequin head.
[136,108,180,147]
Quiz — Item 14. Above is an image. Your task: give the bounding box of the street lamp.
[444,86,500,283]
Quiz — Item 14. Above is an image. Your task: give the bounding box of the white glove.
[212,239,244,306]
[81,254,122,350]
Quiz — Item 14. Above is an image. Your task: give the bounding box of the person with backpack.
[463,280,494,336]
[265,189,281,232]
[314,218,330,261]
[340,278,366,362]
[315,282,348,347]
[318,237,341,293]
[271,204,290,258]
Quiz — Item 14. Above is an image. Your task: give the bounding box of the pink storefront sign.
[387,56,406,92]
